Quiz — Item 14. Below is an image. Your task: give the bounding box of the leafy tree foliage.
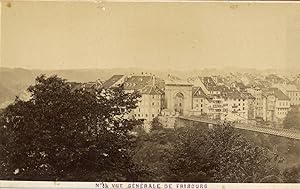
[283,105,300,130]
[168,124,283,182]
[150,117,163,132]
[133,128,175,181]
[283,164,300,183]
[0,75,144,181]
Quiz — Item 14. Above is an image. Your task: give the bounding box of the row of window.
[278,102,289,106]
[151,95,160,99]
[138,108,160,113]
[288,92,299,97]
[194,99,204,103]
[277,111,287,115]
[290,98,300,101]
[231,107,246,111]
[233,99,246,102]
[233,103,245,107]
[139,101,160,106]
[135,114,156,118]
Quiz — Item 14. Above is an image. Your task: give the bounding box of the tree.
[283,164,300,183]
[150,117,163,132]
[0,75,144,181]
[283,105,300,130]
[168,124,283,182]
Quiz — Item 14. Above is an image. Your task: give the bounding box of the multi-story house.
[101,74,165,130]
[132,85,164,122]
[207,94,224,120]
[272,83,300,106]
[223,92,248,122]
[256,88,291,124]
[191,87,210,116]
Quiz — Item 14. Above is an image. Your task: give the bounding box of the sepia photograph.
[0,0,300,186]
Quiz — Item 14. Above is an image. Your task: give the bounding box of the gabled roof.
[140,85,164,95]
[241,92,255,99]
[264,88,290,101]
[192,87,208,98]
[232,81,247,89]
[101,75,124,89]
[123,76,153,90]
[226,92,244,100]
[123,76,164,96]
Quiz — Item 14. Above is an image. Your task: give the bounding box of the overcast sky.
[1,1,300,71]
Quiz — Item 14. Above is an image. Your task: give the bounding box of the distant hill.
[1,67,297,109]
[0,67,188,108]
[0,68,114,108]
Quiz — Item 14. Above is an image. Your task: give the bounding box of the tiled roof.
[202,77,216,90]
[266,74,285,83]
[241,92,255,99]
[264,88,290,101]
[101,75,124,89]
[123,76,153,90]
[123,76,164,95]
[140,85,164,95]
[226,92,244,100]
[192,87,208,98]
[232,81,247,89]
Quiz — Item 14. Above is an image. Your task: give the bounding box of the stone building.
[101,74,164,131]
[164,81,193,116]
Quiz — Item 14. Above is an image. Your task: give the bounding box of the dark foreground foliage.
[283,105,300,130]
[0,75,299,182]
[0,75,145,181]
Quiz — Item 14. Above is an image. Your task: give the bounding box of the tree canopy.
[283,105,300,130]
[0,75,144,181]
[167,124,283,182]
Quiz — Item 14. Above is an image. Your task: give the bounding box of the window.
[152,102,155,106]
[152,114,155,117]
[145,114,148,117]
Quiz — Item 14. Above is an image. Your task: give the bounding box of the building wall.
[286,90,300,105]
[133,94,162,122]
[275,99,290,121]
[165,84,193,115]
[191,97,209,116]
[224,98,248,122]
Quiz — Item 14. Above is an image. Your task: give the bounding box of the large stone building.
[101,74,164,131]
[164,81,193,116]
[272,83,300,106]
[102,74,291,129]
[252,87,291,124]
